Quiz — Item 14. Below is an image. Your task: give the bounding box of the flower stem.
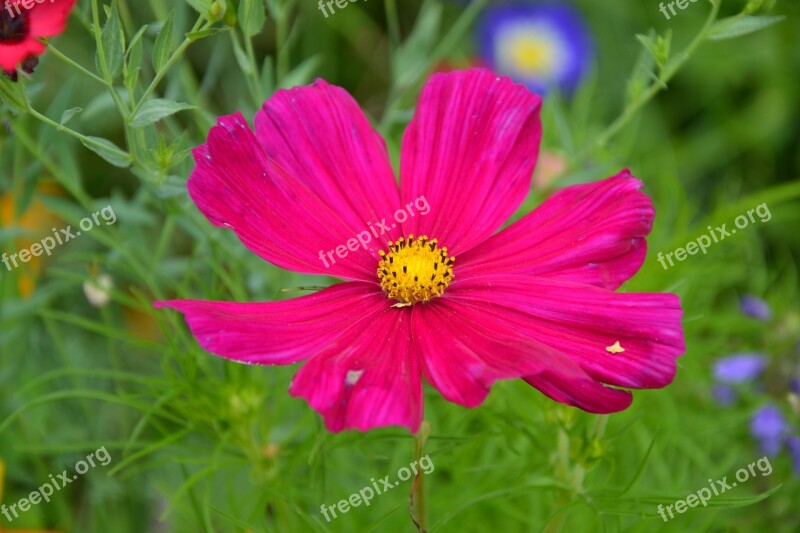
[411,421,431,532]
[46,44,107,86]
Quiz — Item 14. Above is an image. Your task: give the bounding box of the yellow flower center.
[510,36,557,75]
[377,235,454,305]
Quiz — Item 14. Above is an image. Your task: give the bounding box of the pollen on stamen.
[377,235,455,305]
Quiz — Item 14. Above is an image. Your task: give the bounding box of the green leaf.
[279,56,322,89]
[124,25,147,94]
[394,1,443,88]
[79,136,131,168]
[152,12,175,73]
[60,107,83,126]
[127,24,148,54]
[96,1,125,81]
[708,15,785,41]
[125,26,146,74]
[130,99,196,127]
[238,0,266,37]
[184,0,213,18]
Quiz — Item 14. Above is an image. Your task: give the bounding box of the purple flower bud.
[750,405,787,456]
[740,295,772,321]
[714,354,767,383]
[790,378,800,395]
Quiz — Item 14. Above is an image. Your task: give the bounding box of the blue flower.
[750,404,787,456]
[478,2,593,95]
[740,295,772,321]
[713,353,767,383]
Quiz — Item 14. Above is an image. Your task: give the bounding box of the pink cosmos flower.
[156,68,685,433]
[0,0,77,78]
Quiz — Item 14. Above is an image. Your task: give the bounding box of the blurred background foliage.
[0,0,799,531]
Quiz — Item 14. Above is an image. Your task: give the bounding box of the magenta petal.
[189,112,381,281]
[254,80,403,244]
[458,172,654,290]
[154,282,386,365]
[448,275,685,389]
[522,373,632,413]
[413,299,632,412]
[289,308,422,432]
[399,68,542,255]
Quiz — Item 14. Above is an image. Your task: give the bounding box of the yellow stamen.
[377,235,454,305]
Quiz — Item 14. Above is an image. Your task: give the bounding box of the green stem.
[411,421,431,532]
[47,44,107,85]
[27,107,129,161]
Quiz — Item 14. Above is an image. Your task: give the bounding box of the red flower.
[0,0,77,78]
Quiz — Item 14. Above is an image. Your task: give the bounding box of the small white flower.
[83,274,114,307]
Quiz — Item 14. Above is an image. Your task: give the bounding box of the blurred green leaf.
[152,11,175,74]
[125,25,147,91]
[79,136,131,167]
[60,107,83,126]
[185,0,213,18]
[708,15,785,41]
[238,0,266,37]
[130,99,196,127]
[394,0,442,88]
[96,1,125,81]
[0,75,29,112]
[278,55,322,89]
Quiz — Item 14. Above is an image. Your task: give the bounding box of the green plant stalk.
[412,421,431,531]
[26,107,130,163]
[588,0,722,154]
[47,44,108,85]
